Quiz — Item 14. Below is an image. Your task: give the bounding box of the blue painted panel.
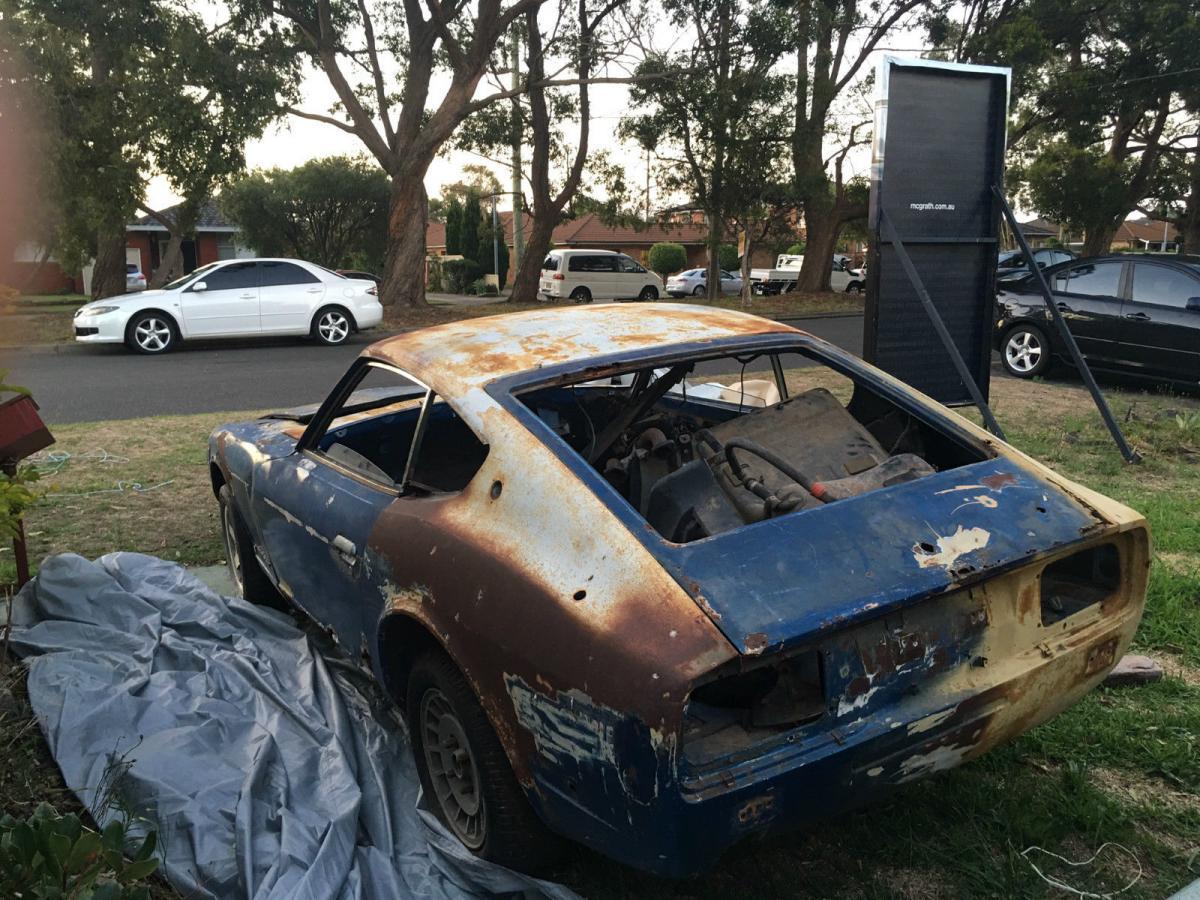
[658,459,1100,654]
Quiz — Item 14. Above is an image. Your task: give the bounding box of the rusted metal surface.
[206,304,1152,878]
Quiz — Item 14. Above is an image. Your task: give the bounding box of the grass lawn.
[1,373,1197,898]
[0,293,89,347]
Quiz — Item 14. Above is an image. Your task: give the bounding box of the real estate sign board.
[864,57,1011,406]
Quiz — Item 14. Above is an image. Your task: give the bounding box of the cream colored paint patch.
[913,526,991,571]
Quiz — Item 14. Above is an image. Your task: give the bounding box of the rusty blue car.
[209,304,1149,876]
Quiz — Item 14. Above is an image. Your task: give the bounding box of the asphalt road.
[3,314,868,425]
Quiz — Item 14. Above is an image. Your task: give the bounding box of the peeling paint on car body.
[207,303,1151,879]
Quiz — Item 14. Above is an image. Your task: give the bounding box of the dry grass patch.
[1091,767,1200,814]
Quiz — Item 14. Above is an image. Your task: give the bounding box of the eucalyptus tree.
[233,0,568,307]
[622,0,792,300]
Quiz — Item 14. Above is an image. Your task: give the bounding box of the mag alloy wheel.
[314,308,352,345]
[1002,325,1049,378]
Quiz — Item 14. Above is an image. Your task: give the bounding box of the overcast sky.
[143,17,939,216]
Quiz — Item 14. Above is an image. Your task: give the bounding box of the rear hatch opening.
[514,343,994,544]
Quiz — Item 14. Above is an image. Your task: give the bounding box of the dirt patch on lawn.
[1090,766,1200,813]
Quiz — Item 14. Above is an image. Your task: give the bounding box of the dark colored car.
[995,247,1075,287]
[210,305,1148,877]
[994,254,1200,387]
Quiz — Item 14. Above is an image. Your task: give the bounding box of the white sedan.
[665,269,744,297]
[73,258,384,354]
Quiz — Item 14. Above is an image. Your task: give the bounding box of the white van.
[539,249,664,303]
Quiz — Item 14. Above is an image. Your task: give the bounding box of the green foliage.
[0,464,40,542]
[442,258,481,294]
[0,802,159,898]
[717,244,739,270]
[1024,141,1133,236]
[222,157,389,272]
[444,200,463,256]
[475,213,509,287]
[785,242,806,255]
[467,278,498,297]
[647,242,687,278]
[460,194,482,267]
[426,256,445,293]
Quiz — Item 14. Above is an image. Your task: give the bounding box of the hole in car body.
[1040,543,1120,626]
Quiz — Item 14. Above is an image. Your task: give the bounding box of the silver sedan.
[665,269,743,297]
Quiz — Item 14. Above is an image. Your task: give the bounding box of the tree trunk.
[381,173,430,307]
[796,191,839,292]
[1082,218,1121,257]
[739,230,754,304]
[1180,150,1200,255]
[92,224,127,300]
[511,214,557,303]
[705,214,723,301]
[152,234,186,288]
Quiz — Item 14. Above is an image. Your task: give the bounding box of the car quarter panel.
[362,400,737,835]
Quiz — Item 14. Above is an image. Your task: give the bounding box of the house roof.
[426,211,709,250]
[368,303,796,402]
[1115,218,1178,244]
[128,198,238,233]
[1019,218,1060,237]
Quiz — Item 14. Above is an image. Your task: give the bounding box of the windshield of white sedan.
[517,349,988,543]
[162,263,217,291]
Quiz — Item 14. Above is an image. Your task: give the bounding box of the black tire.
[311,305,355,345]
[846,282,863,294]
[638,286,658,301]
[1000,322,1051,378]
[125,311,178,354]
[691,285,705,296]
[407,649,562,873]
[569,287,592,304]
[218,485,285,608]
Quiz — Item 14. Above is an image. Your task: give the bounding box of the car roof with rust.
[365,303,800,394]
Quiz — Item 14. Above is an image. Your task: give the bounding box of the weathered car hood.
[654,458,1106,656]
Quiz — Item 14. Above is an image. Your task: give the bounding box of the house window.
[217,238,238,260]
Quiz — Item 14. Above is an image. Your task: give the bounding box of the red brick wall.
[126,233,152,276]
[196,234,220,266]
[3,261,76,293]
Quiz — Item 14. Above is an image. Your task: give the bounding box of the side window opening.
[516,348,990,543]
[312,363,488,493]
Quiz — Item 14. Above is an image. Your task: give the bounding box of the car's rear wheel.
[407,649,561,873]
[638,286,658,301]
[312,306,354,346]
[569,287,592,304]
[126,311,177,354]
[1001,323,1051,378]
[218,485,285,608]
[846,282,863,294]
[692,285,705,296]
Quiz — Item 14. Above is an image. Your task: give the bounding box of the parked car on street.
[336,269,381,284]
[995,254,1200,386]
[73,258,383,354]
[665,268,744,297]
[210,304,1148,877]
[538,249,662,303]
[750,254,863,295]
[126,263,147,292]
[995,247,1075,287]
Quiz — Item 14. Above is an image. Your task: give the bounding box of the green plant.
[469,278,498,297]
[647,242,687,278]
[426,256,445,293]
[442,258,481,294]
[717,244,739,270]
[785,242,806,255]
[0,370,32,398]
[0,802,159,899]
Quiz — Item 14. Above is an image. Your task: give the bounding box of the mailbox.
[0,393,53,465]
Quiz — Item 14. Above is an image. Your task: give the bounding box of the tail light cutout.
[1041,543,1120,626]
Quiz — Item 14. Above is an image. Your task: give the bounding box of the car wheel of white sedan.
[126,311,177,354]
[313,306,354,346]
[692,285,705,296]
[1001,323,1050,378]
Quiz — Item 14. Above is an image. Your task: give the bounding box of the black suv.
[994,254,1200,387]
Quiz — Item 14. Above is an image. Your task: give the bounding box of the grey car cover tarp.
[7,552,581,900]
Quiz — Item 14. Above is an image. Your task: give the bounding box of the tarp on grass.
[8,552,580,900]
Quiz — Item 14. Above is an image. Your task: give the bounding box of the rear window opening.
[1040,543,1120,626]
[682,650,825,768]
[516,346,991,543]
